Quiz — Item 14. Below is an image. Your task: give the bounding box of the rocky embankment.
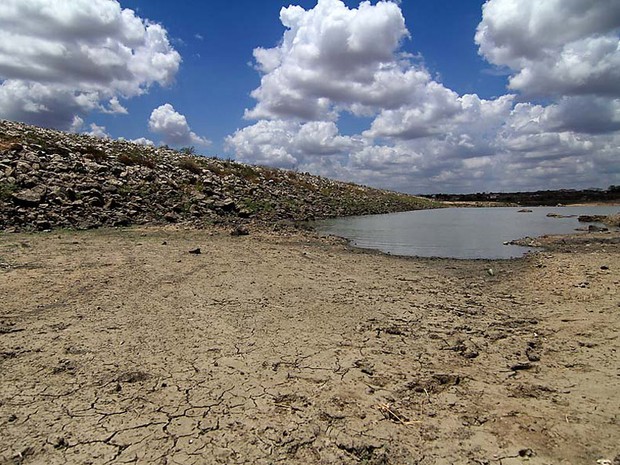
[578,214,620,228]
[0,120,437,232]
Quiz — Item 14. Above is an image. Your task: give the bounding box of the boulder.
[12,186,47,205]
[231,225,249,236]
[214,198,238,212]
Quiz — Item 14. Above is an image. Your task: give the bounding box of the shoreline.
[314,205,620,262]
[1,225,619,464]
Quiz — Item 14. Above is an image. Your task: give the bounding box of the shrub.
[0,182,17,201]
[118,150,156,169]
[180,146,196,156]
[179,157,203,174]
[234,164,260,183]
[242,198,274,214]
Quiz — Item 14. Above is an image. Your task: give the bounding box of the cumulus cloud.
[69,116,85,133]
[148,104,209,147]
[365,93,515,142]
[0,0,181,129]
[104,97,129,115]
[245,0,413,120]
[229,0,520,191]
[226,120,361,169]
[230,0,620,193]
[86,123,111,139]
[129,137,155,146]
[476,0,620,97]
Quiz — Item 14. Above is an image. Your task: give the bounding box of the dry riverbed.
[0,226,618,465]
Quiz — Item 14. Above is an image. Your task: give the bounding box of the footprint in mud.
[508,383,556,399]
[52,359,77,374]
[116,371,151,383]
[525,341,542,362]
[404,373,462,394]
[273,393,311,409]
[0,321,24,334]
[353,359,375,376]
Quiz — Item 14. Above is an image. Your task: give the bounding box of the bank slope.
[0,120,437,231]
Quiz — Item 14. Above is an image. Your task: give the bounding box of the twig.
[375,403,422,426]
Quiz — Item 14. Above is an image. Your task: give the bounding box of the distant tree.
[609,185,619,192]
[180,146,196,155]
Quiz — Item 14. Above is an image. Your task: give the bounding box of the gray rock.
[231,225,249,236]
[215,198,237,212]
[12,186,46,205]
[164,212,180,223]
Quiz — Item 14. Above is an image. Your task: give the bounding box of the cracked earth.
[0,227,618,464]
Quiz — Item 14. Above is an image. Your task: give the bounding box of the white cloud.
[0,0,181,129]
[245,0,413,121]
[85,123,111,139]
[229,0,526,193]
[228,0,620,193]
[69,115,85,133]
[476,0,620,97]
[148,103,209,147]
[364,92,515,142]
[103,97,128,115]
[130,137,154,146]
[226,119,361,169]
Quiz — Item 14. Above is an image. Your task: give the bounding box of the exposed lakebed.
[316,206,620,259]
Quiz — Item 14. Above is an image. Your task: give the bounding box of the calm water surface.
[316,206,619,259]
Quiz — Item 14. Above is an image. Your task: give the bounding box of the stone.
[526,348,541,362]
[113,215,130,227]
[215,198,237,212]
[231,225,249,236]
[238,208,252,218]
[36,220,52,231]
[12,186,46,205]
[164,212,180,223]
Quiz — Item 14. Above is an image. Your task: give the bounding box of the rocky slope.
[0,120,437,232]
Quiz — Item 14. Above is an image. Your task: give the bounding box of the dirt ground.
[0,226,618,465]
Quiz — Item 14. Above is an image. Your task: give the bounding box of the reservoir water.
[315,206,619,259]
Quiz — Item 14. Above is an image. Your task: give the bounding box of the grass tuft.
[118,150,156,169]
[178,157,203,174]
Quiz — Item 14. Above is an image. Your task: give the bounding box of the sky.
[0,0,618,194]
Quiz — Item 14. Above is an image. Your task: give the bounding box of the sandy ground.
[0,226,618,465]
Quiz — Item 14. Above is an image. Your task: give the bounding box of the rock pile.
[0,120,437,231]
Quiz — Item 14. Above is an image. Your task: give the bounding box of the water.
[315,206,619,259]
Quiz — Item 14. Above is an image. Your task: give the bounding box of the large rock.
[214,198,238,212]
[12,186,47,206]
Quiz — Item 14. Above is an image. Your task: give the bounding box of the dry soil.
[0,226,618,465]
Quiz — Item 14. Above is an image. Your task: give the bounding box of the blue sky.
[0,0,618,193]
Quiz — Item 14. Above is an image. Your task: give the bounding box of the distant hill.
[423,188,619,206]
[0,120,437,232]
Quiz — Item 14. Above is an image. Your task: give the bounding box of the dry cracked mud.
[0,226,618,464]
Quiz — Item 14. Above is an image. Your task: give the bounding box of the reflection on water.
[315,206,619,259]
